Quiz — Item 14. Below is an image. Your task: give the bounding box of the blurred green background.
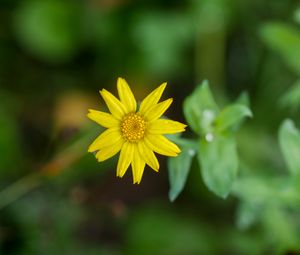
[0,0,300,254]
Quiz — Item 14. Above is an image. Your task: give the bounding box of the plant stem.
[0,173,42,210]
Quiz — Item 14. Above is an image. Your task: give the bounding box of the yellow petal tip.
[97,156,105,162]
[87,144,93,152]
[133,179,141,185]
[117,170,125,178]
[157,83,167,93]
[87,109,95,117]
[86,112,93,119]
[99,89,108,95]
[161,82,167,88]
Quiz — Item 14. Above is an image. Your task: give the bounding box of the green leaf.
[232,176,300,208]
[14,0,81,63]
[236,202,262,230]
[132,12,193,76]
[279,119,300,175]
[168,146,195,202]
[235,91,250,107]
[262,206,300,251]
[183,80,219,135]
[198,134,238,198]
[215,104,252,133]
[260,22,300,74]
[279,79,300,111]
[232,177,277,204]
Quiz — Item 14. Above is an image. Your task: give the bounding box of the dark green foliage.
[1,0,300,254]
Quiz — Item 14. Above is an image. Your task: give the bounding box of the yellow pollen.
[121,113,146,142]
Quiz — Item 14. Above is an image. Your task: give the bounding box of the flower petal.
[88,128,121,152]
[145,134,180,157]
[100,89,126,120]
[131,146,146,184]
[139,83,167,114]
[117,78,137,113]
[147,119,187,134]
[143,98,173,122]
[137,141,159,172]
[95,138,124,162]
[87,109,119,128]
[117,142,134,177]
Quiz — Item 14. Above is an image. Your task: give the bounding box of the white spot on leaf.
[205,133,214,142]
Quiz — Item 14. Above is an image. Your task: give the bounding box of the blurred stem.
[0,129,91,210]
[194,0,228,93]
[0,173,42,210]
[195,29,226,90]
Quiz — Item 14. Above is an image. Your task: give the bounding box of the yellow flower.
[87,78,186,184]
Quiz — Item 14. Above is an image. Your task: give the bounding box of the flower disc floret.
[121,113,146,142]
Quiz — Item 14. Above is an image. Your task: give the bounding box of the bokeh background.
[0,0,300,254]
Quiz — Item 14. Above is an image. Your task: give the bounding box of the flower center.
[121,113,146,142]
